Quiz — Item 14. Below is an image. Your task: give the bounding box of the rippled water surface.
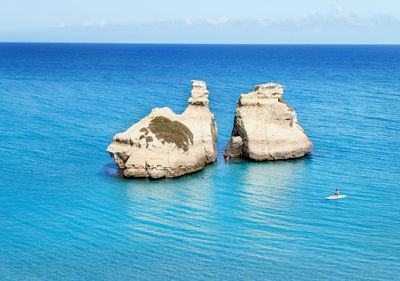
[0,44,399,280]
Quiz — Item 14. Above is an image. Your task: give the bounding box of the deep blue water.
[0,43,399,280]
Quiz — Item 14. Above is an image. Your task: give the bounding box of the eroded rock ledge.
[107,80,218,178]
[224,83,312,161]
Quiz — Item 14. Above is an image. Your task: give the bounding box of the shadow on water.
[99,161,220,210]
[100,153,309,201]
[223,157,308,208]
[99,162,124,180]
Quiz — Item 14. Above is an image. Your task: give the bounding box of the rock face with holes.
[224,83,312,161]
[107,80,218,178]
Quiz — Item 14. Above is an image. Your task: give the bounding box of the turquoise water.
[0,43,399,280]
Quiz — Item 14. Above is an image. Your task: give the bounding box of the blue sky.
[1,0,399,43]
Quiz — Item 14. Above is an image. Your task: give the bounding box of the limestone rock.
[224,83,312,161]
[107,81,218,178]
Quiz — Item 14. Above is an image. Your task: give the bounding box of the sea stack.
[224,83,312,161]
[107,81,218,178]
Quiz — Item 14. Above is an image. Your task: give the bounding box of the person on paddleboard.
[335,189,339,197]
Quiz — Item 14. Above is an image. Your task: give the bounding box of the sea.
[0,43,399,280]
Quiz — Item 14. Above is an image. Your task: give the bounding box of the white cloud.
[206,17,229,25]
[97,21,108,27]
[185,19,192,26]
[47,12,400,43]
[332,5,344,18]
[80,21,108,27]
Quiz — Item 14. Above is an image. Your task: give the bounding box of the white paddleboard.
[326,195,347,199]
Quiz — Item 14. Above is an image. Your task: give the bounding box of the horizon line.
[1,41,400,46]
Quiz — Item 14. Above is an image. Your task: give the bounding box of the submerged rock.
[107,81,218,178]
[224,83,312,161]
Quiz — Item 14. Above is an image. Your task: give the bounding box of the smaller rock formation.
[224,83,312,161]
[107,81,218,179]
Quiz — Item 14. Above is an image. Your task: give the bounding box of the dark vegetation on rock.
[140,127,149,135]
[148,116,194,152]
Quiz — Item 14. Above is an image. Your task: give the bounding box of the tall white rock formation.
[108,81,218,178]
[224,83,312,161]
